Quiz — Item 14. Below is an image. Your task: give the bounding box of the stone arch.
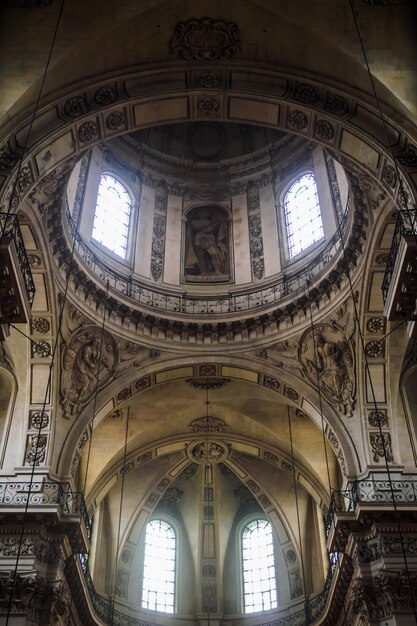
[59,355,361,485]
[1,62,415,218]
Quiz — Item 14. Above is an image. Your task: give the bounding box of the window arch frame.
[281,170,325,263]
[139,516,178,615]
[89,170,137,266]
[238,515,279,615]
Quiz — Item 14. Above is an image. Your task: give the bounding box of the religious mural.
[184,206,230,283]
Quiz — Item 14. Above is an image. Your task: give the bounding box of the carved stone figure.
[60,325,118,417]
[299,321,355,415]
[185,206,229,282]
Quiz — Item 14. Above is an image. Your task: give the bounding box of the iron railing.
[65,201,350,317]
[382,208,417,303]
[0,212,35,305]
[0,481,92,538]
[325,478,417,536]
[74,553,340,626]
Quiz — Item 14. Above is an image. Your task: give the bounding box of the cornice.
[43,172,368,348]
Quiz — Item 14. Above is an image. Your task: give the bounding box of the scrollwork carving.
[171,18,241,60]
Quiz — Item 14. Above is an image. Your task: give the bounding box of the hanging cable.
[0,0,66,244]
[342,2,417,620]
[348,0,417,235]
[333,143,417,622]
[287,406,309,622]
[110,407,130,626]
[82,280,110,497]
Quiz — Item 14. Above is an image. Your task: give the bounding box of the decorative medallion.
[263,376,280,391]
[381,164,397,189]
[171,18,241,60]
[286,549,297,564]
[186,439,229,465]
[93,85,116,106]
[135,376,151,391]
[324,93,349,116]
[315,119,335,141]
[288,109,308,130]
[197,96,220,116]
[186,439,229,464]
[202,564,216,578]
[283,386,299,401]
[366,317,385,334]
[198,72,220,89]
[298,322,355,415]
[106,110,125,131]
[30,411,49,430]
[60,325,118,417]
[365,340,384,358]
[294,83,319,105]
[63,95,88,118]
[368,409,388,428]
[31,317,50,334]
[32,340,51,358]
[77,121,98,144]
[137,451,152,464]
[198,364,216,376]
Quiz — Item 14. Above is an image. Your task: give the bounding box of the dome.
[61,121,358,348]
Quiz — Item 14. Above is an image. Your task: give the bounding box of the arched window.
[141,519,176,613]
[284,173,324,259]
[242,518,277,613]
[92,174,132,259]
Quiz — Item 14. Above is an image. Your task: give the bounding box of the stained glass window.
[92,174,131,259]
[284,173,324,259]
[142,519,176,613]
[242,519,277,613]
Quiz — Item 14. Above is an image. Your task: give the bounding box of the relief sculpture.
[185,206,230,282]
[299,320,355,415]
[60,325,118,417]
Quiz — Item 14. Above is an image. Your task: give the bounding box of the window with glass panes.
[242,519,277,613]
[92,174,131,259]
[142,519,176,613]
[284,173,324,259]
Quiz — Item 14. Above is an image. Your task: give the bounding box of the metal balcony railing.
[0,481,92,538]
[0,212,35,306]
[382,208,417,304]
[65,202,350,317]
[73,552,339,626]
[325,478,417,536]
